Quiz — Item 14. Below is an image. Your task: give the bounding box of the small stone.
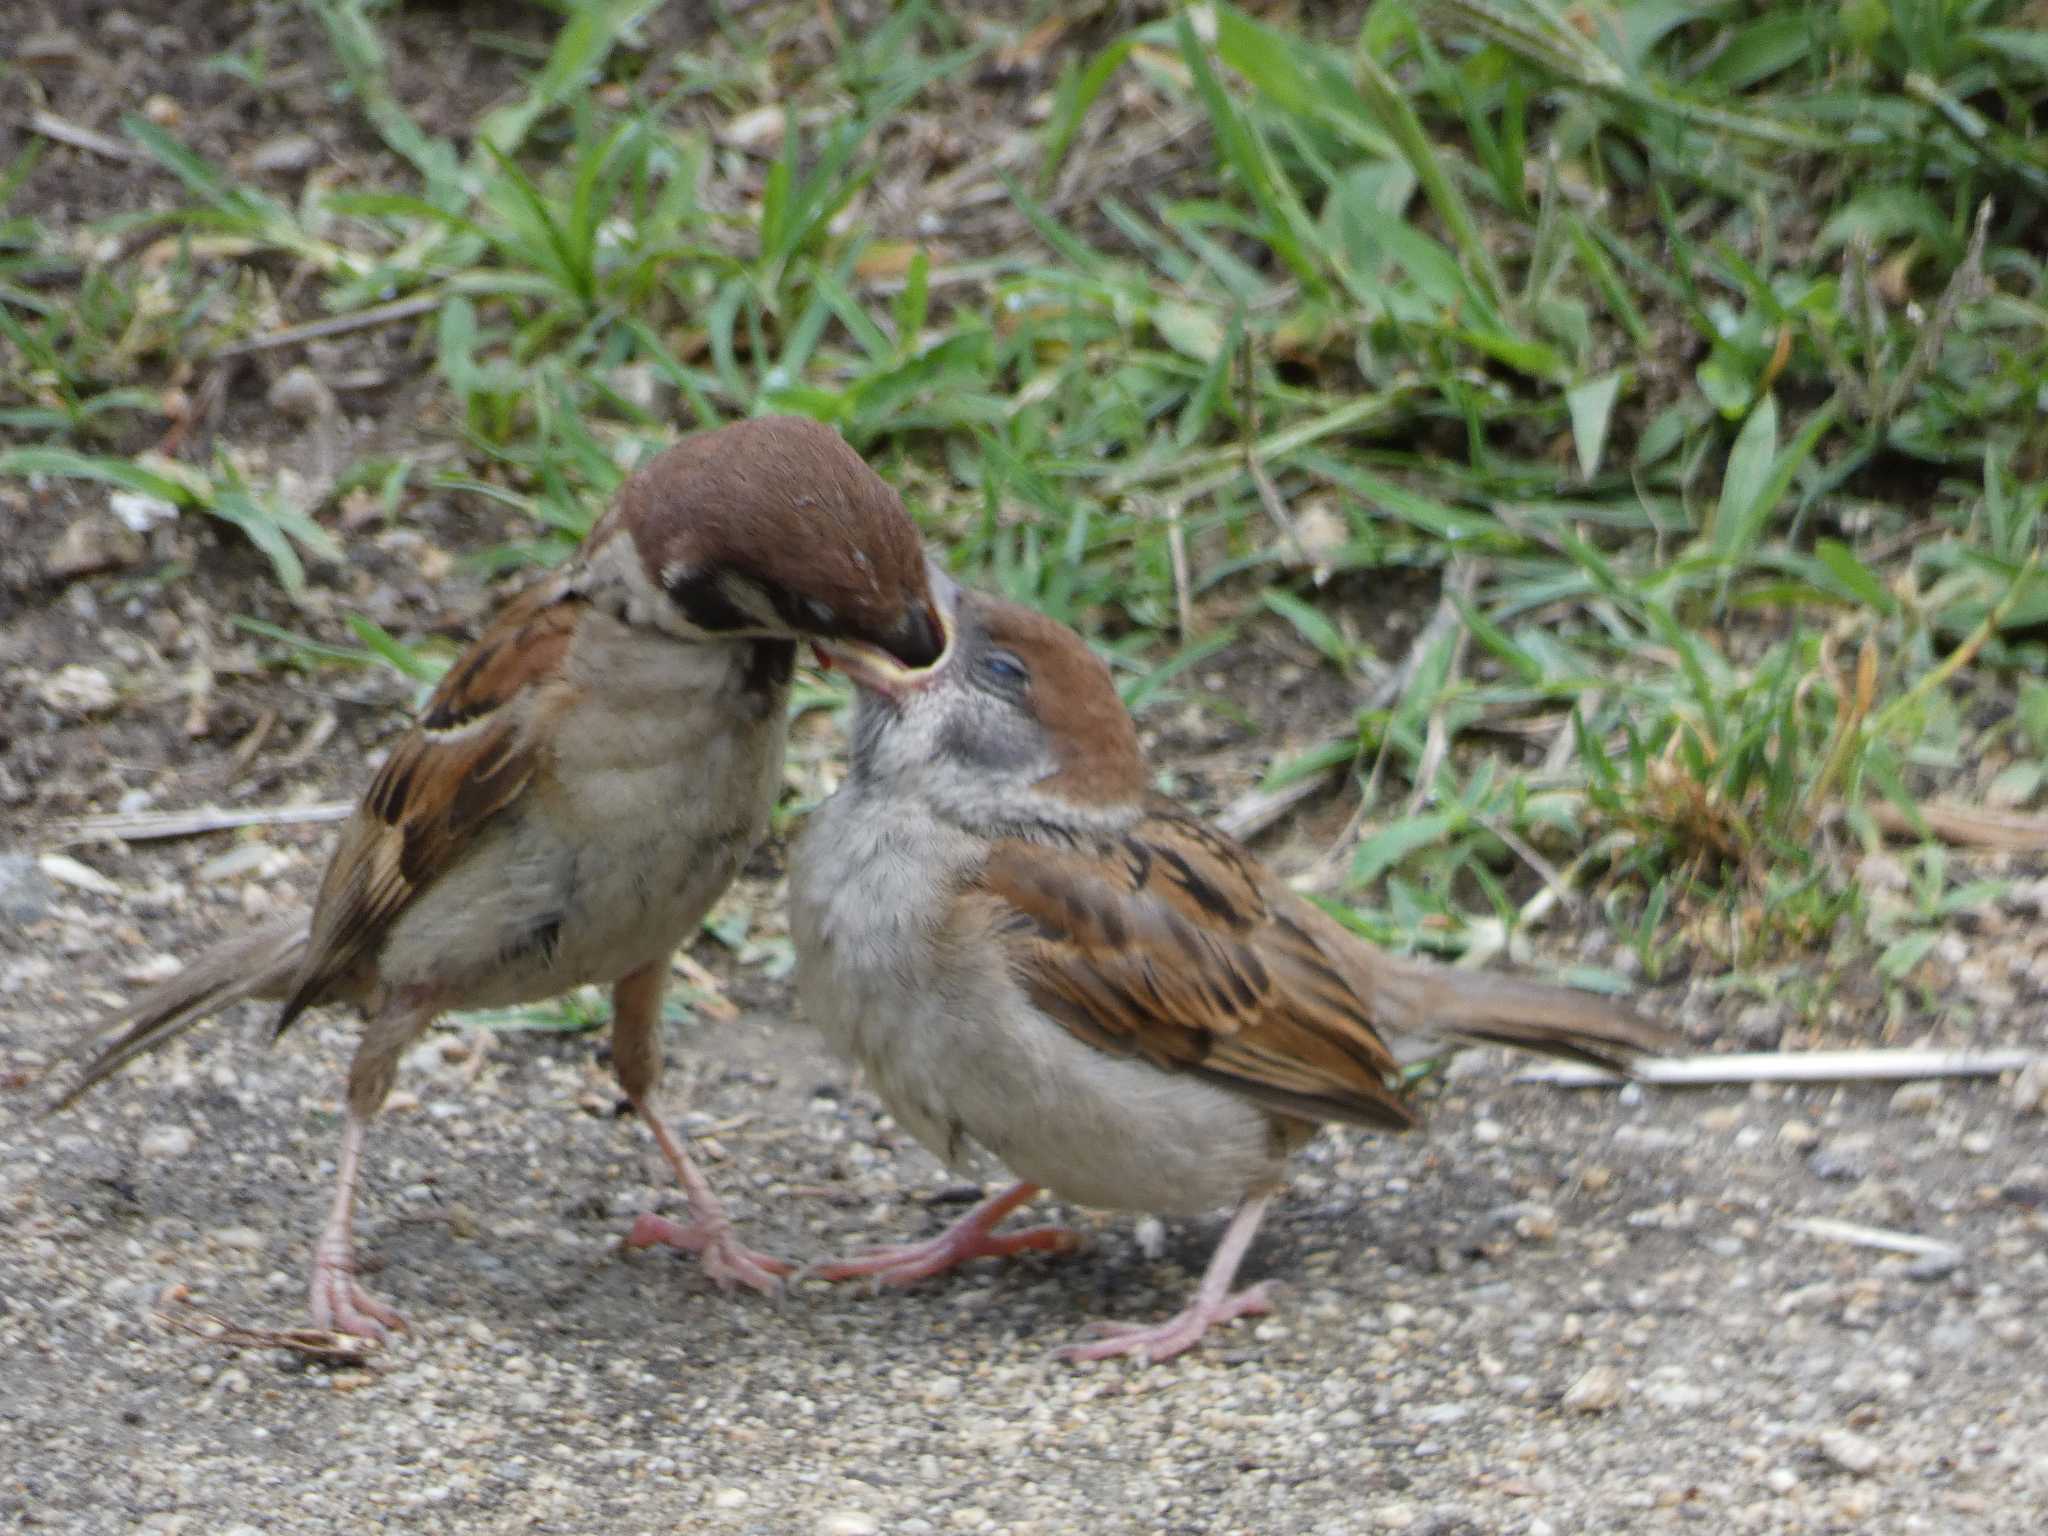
[1832,1487,1875,1520]
[141,1126,194,1159]
[2013,1059,2048,1117]
[609,362,661,414]
[1733,1003,1785,1048]
[249,133,321,174]
[1904,1248,1960,1282]
[923,1374,962,1403]
[40,852,122,896]
[143,93,182,126]
[1472,1118,1504,1146]
[1373,1503,1415,1530]
[816,1513,880,1536]
[37,663,118,716]
[108,491,179,532]
[268,365,334,422]
[1561,1364,1625,1413]
[212,1227,264,1252]
[0,855,56,925]
[711,1488,748,1510]
[1644,1373,1708,1412]
[1889,1081,1941,1115]
[721,105,786,151]
[1778,1120,1820,1150]
[2000,1168,2047,1208]
[1819,1427,1881,1476]
[1808,1145,1867,1182]
[123,953,185,985]
[1765,1468,1799,1496]
[46,513,144,580]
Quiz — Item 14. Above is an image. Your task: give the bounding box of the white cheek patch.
[718,573,783,629]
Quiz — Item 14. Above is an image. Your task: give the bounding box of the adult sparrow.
[791,577,1676,1362]
[56,415,943,1339]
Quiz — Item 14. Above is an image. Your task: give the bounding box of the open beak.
[819,560,956,700]
[888,598,946,670]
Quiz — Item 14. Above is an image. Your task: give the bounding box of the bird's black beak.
[884,599,946,670]
[820,561,956,697]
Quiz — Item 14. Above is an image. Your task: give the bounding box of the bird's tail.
[48,917,308,1113]
[1369,955,1679,1073]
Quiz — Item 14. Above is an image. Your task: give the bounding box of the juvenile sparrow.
[792,578,1676,1362]
[56,415,942,1340]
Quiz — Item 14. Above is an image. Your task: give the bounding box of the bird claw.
[807,1222,1081,1288]
[1057,1280,1275,1364]
[623,1212,792,1296]
[308,1252,406,1342]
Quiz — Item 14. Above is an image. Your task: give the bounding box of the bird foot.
[1056,1280,1274,1364]
[622,1212,792,1296]
[809,1219,1081,1287]
[308,1249,406,1342]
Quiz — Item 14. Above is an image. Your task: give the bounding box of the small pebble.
[268,365,334,422]
[1905,1248,1960,1282]
[36,664,117,717]
[45,514,144,581]
[1133,1215,1166,1259]
[1819,1428,1882,1476]
[1808,1146,1866,1182]
[816,1514,880,1536]
[140,1125,194,1159]
[249,133,321,174]
[2013,1059,2048,1116]
[0,855,57,924]
[1561,1365,1625,1413]
[1889,1081,1941,1115]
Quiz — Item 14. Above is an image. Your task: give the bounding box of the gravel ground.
[5,846,2046,1535]
[4,9,2046,1529]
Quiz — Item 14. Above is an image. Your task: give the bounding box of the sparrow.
[790,576,1678,1363]
[55,415,943,1340]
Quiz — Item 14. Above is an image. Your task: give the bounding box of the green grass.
[5,0,2045,1031]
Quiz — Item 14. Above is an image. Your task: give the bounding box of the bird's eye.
[976,649,1029,692]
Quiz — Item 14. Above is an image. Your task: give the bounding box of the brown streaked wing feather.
[275,587,580,1031]
[975,806,1415,1132]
